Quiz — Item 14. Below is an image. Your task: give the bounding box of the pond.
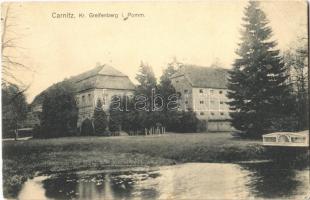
[18,162,309,200]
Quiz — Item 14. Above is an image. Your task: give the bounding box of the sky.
[1,0,308,103]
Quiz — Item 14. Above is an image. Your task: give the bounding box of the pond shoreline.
[2,133,309,198]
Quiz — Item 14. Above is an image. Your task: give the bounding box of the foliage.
[2,83,28,138]
[81,118,94,136]
[227,1,291,138]
[134,62,159,133]
[158,64,177,104]
[93,99,108,136]
[39,81,78,138]
[135,61,157,98]
[108,61,203,134]
[175,110,200,133]
[283,39,309,130]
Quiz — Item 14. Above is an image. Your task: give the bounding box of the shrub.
[93,99,108,136]
[81,118,94,136]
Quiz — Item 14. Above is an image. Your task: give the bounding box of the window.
[185,101,188,104]
[220,112,224,116]
[82,95,85,103]
[211,112,215,116]
[176,80,179,83]
[200,101,204,104]
[219,91,223,94]
[200,112,204,115]
[184,89,188,93]
[220,101,224,104]
[199,89,203,93]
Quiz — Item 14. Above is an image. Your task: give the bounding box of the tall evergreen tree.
[135,61,157,98]
[158,63,177,106]
[227,1,290,137]
[158,63,180,130]
[93,99,108,135]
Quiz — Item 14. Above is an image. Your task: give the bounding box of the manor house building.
[28,64,135,128]
[72,65,135,127]
[170,65,233,132]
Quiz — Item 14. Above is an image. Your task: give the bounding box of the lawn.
[2,132,264,197]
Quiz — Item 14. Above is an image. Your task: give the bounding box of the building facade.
[72,65,135,127]
[170,65,233,132]
[29,64,135,129]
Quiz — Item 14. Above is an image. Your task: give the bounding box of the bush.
[93,100,108,136]
[269,115,299,132]
[196,120,207,132]
[81,119,94,136]
[33,124,43,138]
[109,118,121,132]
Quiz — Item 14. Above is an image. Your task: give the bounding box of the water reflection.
[18,163,309,200]
[42,170,160,200]
[240,162,309,199]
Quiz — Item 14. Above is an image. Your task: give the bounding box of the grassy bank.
[3,132,265,197]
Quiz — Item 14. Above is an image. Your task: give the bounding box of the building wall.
[76,88,134,127]
[171,76,233,132]
[192,88,230,120]
[192,87,233,132]
[170,75,193,111]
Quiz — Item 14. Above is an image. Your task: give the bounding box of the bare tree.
[1,3,33,93]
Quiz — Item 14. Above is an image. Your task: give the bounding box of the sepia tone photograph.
[1,0,309,199]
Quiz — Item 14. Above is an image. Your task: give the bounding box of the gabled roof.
[170,64,229,89]
[71,64,135,92]
[31,64,135,105]
[76,74,136,92]
[70,65,127,83]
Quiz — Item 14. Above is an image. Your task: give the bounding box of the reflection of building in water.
[104,174,114,200]
[170,64,234,132]
[15,164,310,199]
[76,174,113,199]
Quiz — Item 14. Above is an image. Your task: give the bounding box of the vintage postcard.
[1,0,309,199]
